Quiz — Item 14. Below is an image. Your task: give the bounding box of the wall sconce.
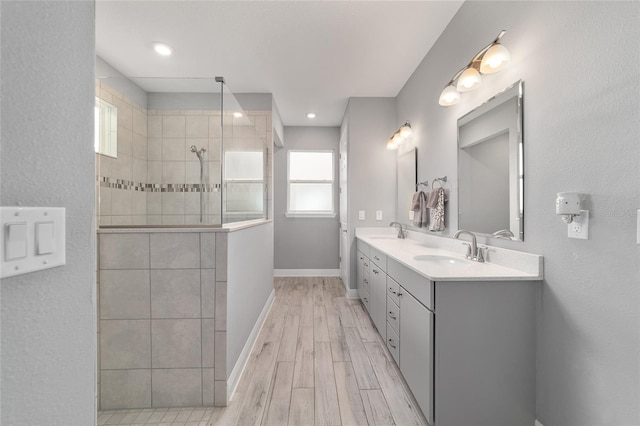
[386,121,413,150]
[438,30,511,107]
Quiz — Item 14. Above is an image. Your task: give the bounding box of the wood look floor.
[98,277,428,426]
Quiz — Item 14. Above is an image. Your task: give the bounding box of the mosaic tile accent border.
[98,176,221,193]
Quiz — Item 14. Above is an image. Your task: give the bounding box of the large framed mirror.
[457,80,524,241]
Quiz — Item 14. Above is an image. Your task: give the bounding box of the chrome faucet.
[453,230,485,262]
[389,222,406,239]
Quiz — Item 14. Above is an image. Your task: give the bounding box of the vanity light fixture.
[386,121,413,150]
[438,30,511,107]
[152,42,173,56]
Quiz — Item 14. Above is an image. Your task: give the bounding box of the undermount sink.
[413,255,470,267]
[369,236,399,240]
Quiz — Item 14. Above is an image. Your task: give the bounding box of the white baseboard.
[227,289,275,401]
[345,287,359,299]
[274,269,340,277]
[535,420,544,426]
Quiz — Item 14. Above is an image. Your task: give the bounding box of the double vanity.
[355,227,543,426]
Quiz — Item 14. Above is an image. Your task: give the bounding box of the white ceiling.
[96,1,463,126]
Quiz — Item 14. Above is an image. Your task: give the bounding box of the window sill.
[285,213,336,219]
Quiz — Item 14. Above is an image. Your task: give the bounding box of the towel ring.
[432,176,447,189]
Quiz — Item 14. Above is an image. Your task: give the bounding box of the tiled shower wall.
[96,81,148,226]
[96,82,273,225]
[97,231,228,409]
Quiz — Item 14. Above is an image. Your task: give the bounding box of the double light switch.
[1,207,65,278]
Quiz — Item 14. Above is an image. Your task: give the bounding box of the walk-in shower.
[190,145,206,222]
[95,72,272,411]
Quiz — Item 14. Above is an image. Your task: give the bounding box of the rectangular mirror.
[397,147,417,224]
[458,81,523,241]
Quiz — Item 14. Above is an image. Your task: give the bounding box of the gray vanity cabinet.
[399,289,434,426]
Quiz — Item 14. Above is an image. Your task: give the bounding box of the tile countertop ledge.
[98,218,273,234]
[356,227,543,282]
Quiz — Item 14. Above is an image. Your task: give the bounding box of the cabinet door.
[400,289,434,425]
[370,264,387,341]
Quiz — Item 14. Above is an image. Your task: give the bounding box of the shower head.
[190,145,206,160]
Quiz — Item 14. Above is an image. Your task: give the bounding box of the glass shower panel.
[95,76,223,227]
[221,83,268,224]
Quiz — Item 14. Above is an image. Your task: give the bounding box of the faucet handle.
[462,242,472,259]
[476,245,488,263]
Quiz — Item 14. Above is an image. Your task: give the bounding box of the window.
[287,150,334,217]
[224,151,265,215]
[95,97,117,158]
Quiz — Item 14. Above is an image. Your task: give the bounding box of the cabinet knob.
[388,339,397,349]
[373,270,379,275]
[363,297,368,302]
[389,287,396,294]
[374,256,380,261]
[363,279,368,284]
[388,312,397,319]
[360,256,363,260]
[397,292,403,297]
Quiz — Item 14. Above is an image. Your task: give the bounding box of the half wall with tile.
[97,229,227,409]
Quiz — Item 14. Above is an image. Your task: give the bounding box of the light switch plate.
[376,210,382,221]
[568,210,589,240]
[1,207,66,278]
[358,210,365,220]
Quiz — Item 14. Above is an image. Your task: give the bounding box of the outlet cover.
[358,210,365,220]
[568,210,589,240]
[376,211,382,221]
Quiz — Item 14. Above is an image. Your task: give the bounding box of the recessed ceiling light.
[307,113,316,119]
[152,42,173,56]
[233,112,243,118]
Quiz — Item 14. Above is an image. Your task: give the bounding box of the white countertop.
[356,228,543,282]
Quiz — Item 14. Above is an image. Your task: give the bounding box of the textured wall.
[274,126,341,270]
[396,1,640,424]
[0,1,96,424]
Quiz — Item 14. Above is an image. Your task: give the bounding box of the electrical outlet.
[358,210,365,220]
[568,210,589,240]
[376,210,382,221]
[409,211,414,221]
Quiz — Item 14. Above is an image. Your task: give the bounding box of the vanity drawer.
[388,258,434,310]
[387,277,401,306]
[357,239,370,257]
[386,322,400,366]
[387,295,400,335]
[369,247,387,271]
[362,293,371,313]
[362,273,370,293]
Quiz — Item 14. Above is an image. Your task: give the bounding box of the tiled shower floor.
[97,407,215,425]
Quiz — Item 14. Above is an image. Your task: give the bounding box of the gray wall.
[345,98,398,289]
[1,1,96,424]
[274,126,340,270]
[147,92,273,112]
[226,222,274,373]
[395,1,640,424]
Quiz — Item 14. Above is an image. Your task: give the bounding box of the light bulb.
[386,138,398,150]
[233,112,243,118]
[392,132,403,146]
[456,67,482,92]
[399,122,413,138]
[480,43,511,74]
[438,85,460,106]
